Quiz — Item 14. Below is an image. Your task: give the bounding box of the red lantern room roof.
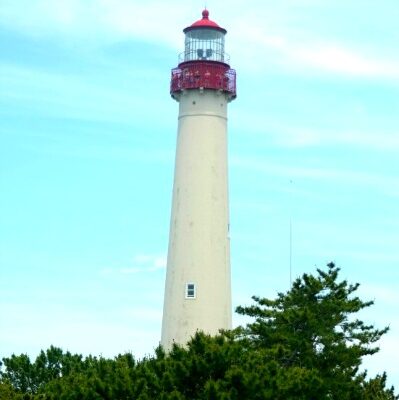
[183,9,227,34]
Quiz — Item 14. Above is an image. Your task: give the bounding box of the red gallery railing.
[170,61,236,99]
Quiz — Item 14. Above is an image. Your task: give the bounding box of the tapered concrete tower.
[161,10,236,350]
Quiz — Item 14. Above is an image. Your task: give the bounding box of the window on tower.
[185,283,196,299]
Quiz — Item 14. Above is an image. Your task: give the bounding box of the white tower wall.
[161,89,232,350]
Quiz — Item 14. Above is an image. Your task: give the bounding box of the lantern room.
[170,10,236,100]
[182,10,227,63]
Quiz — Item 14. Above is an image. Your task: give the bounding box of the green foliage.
[362,373,398,400]
[0,345,86,395]
[0,263,397,399]
[235,262,391,398]
[0,381,17,400]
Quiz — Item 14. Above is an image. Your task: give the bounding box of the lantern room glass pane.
[184,29,225,62]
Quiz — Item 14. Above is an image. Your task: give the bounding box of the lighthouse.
[161,10,236,350]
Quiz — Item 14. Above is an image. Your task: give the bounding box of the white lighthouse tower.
[161,9,236,350]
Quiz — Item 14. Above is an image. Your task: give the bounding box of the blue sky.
[1,0,398,387]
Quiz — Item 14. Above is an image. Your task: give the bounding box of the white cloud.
[231,155,399,199]
[0,0,188,47]
[228,8,399,79]
[101,253,167,275]
[359,284,399,306]
[268,126,399,151]
[293,44,399,78]
[235,32,399,79]
[2,1,398,79]
[362,329,399,388]
[123,307,163,323]
[0,302,161,359]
